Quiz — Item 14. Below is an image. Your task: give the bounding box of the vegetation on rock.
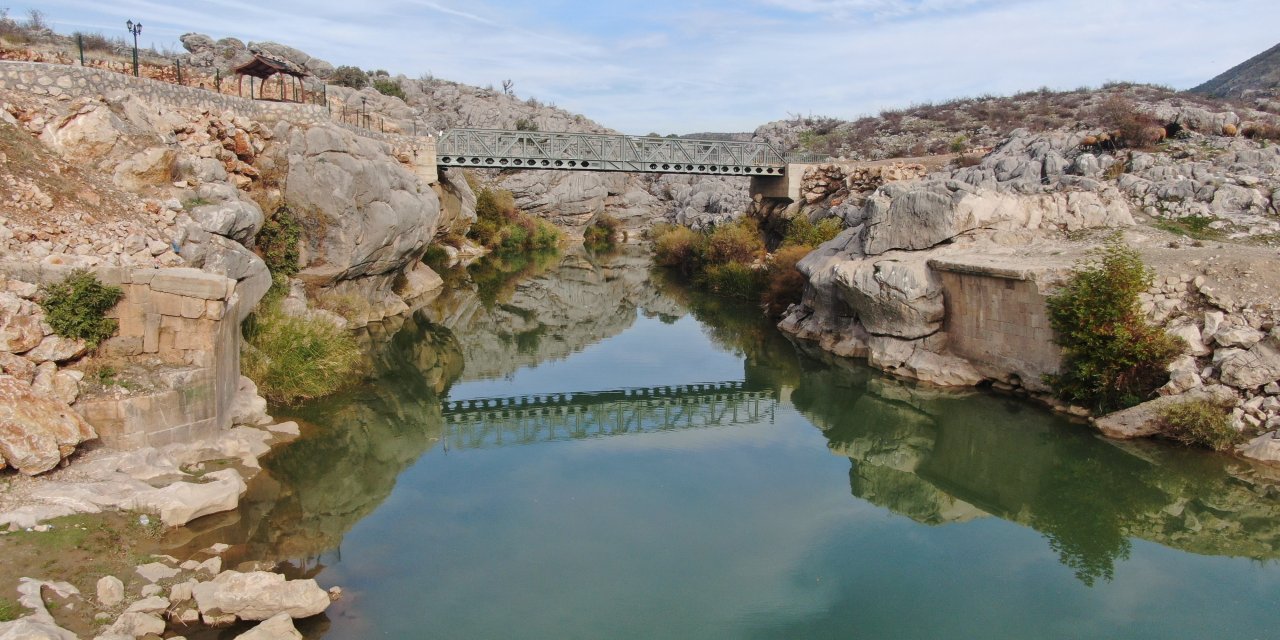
[651,215,835,313]
[38,269,124,348]
[1158,399,1241,451]
[583,213,620,251]
[468,186,560,253]
[329,65,369,89]
[255,205,302,295]
[241,304,361,404]
[1045,237,1183,413]
[372,77,406,101]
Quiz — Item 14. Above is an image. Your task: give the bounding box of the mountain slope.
[1192,41,1280,98]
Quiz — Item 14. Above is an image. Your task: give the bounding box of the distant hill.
[1192,41,1280,98]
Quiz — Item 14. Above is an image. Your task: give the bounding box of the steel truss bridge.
[437,129,788,177]
[439,381,778,450]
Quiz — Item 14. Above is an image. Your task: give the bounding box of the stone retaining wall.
[1,262,245,448]
[0,61,438,164]
[931,259,1062,391]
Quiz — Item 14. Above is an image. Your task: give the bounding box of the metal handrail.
[437,128,788,176]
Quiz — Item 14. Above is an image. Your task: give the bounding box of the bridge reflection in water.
[440,382,777,450]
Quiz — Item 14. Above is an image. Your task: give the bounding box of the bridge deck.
[437,129,787,176]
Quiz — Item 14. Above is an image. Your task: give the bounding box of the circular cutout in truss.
[568,161,577,167]
[469,158,480,164]
[662,164,670,170]
[441,157,452,163]
[555,160,564,167]
[581,161,589,167]
[514,159,523,166]
[541,160,550,166]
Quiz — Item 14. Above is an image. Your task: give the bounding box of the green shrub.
[372,78,406,101]
[584,213,621,250]
[782,216,842,248]
[330,66,368,89]
[1045,237,1184,412]
[38,270,124,348]
[241,305,361,404]
[651,223,704,274]
[1158,399,1241,451]
[698,262,765,300]
[423,244,450,270]
[705,218,764,265]
[514,117,539,131]
[468,186,560,252]
[256,206,302,277]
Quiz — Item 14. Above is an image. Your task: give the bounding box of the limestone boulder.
[189,199,265,243]
[97,575,125,607]
[235,612,304,640]
[192,571,331,621]
[249,41,334,79]
[0,375,97,474]
[23,334,87,364]
[1239,431,1280,464]
[1093,385,1239,439]
[0,292,43,354]
[1219,332,1280,389]
[283,124,441,285]
[107,612,166,637]
[0,618,77,640]
[113,147,176,192]
[126,468,247,526]
[832,256,943,339]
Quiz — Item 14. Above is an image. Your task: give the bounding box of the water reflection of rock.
[793,360,1280,584]
[424,247,682,382]
[173,248,690,562]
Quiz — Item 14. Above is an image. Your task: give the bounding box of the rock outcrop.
[191,570,330,621]
[0,375,96,474]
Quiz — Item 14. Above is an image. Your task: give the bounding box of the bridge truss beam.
[437,129,787,177]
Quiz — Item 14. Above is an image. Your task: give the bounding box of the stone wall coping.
[928,256,1069,283]
[0,261,234,302]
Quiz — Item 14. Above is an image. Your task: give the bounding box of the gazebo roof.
[232,52,307,80]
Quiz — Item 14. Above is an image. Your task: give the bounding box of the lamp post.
[360,96,367,129]
[125,20,142,77]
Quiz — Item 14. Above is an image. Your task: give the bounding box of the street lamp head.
[126,20,133,30]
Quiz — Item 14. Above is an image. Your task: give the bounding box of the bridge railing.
[437,129,787,176]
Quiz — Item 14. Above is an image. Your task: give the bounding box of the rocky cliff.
[774,93,1280,458]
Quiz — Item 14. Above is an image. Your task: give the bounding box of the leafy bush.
[514,117,539,132]
[467,186,560,252]
[256,206,302,277]
[1242,123,1280,142]
[782,216,842,248]
[1158,399,1241,451]
[330,66,368,89]
[73,31,117,52]
[763,245,812,317]
[584,213,621,250]
[1093,95,1164,148]
[1045,237,1183,412]
[372,78,406,101]
[705,218,764,265]
[651,223,703,274]
[241,305,361,404]
[38,270,124,348]
[698,262,764,300]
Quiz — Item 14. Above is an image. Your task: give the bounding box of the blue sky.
[17,1,1280,134]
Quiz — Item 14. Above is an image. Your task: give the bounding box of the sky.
[17,1,1280,135]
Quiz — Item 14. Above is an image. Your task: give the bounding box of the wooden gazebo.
[232,52,308,103]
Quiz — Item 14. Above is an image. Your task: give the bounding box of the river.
[185,247,1280,638]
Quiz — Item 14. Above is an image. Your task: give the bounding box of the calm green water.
[218,249,1280,638]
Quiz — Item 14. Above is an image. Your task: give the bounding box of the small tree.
[372,78,406,101]
[1045,236,1183,413]
[329,66,368,89]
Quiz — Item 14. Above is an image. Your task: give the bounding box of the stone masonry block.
[149,268,231,301]
[143,312,161,353]
[205,300,225,321]
[182,296,206,319]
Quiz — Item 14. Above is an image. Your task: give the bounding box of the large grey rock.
[832,256,943,339]
[97,575,125,606]
[283,124,441,284]
[1219,332,1280,389]
[0,375,96,474]
[0,618,77,640]
[1093,385,1239,439]
[192,571,331,621]
[190,200,264,243]
[126,468,247,526]
[235,612,304,640]
[107,612,165,637]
